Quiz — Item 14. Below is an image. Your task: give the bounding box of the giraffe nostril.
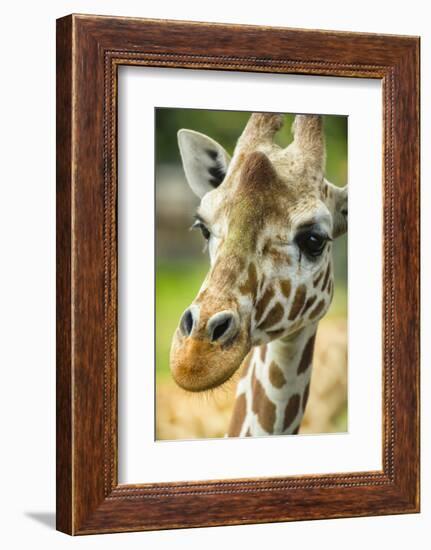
[207,311,238,343]
[180,308,195,337]
[211,318,232,341]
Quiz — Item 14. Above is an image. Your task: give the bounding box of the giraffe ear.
[330,184,348,238]
[178,129,231,198]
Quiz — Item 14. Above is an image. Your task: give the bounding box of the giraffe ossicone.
[170,112,347,436]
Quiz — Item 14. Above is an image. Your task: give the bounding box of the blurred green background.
[155,108,348,381]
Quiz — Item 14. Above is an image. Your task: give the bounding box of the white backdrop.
[0,1,428,549]
[118,67,382,483]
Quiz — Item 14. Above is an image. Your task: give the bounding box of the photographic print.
[155,108,348,440]
[57,15,419,533]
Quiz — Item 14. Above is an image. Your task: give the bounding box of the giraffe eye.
[191,220,211,240]
[296,230,329,258]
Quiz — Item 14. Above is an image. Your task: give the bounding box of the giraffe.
[169,112,347,436]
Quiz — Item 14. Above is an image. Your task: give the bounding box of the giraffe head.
[170,113,347,392]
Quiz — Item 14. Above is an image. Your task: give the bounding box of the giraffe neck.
[228,323,318,437]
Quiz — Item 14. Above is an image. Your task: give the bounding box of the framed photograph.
[56,14,420,535]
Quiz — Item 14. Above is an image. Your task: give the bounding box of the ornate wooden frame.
[56,14,420,535]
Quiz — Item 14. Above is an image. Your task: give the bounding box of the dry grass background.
[156,318,347,440]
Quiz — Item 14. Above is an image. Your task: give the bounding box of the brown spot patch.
[260,344,267,362]
[301,295,317,314]
[283,393,301,431]
[258,274,266,293]
[309,299,325,320]
[262,239,271,256]
[255,286,275,323]
[239,262,258,297]
[313,270,324,287]
[252,377,276,433]
[268,248,291,266]
[302,382,311,413]
[297,335,316,375]
[227,392,247,437]
[292,426,300,435]
[257,302,284,330]
[288,285,306,320]
[269,361,286,388]
[321,264,331,291]
[280,279,292,299]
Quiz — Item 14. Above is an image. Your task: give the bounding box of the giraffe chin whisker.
[192,370,242,402]
[171,366,239,393]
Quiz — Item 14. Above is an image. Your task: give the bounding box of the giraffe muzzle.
[170,306,249,392]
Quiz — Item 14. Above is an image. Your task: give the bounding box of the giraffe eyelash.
[190,219,211,240]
